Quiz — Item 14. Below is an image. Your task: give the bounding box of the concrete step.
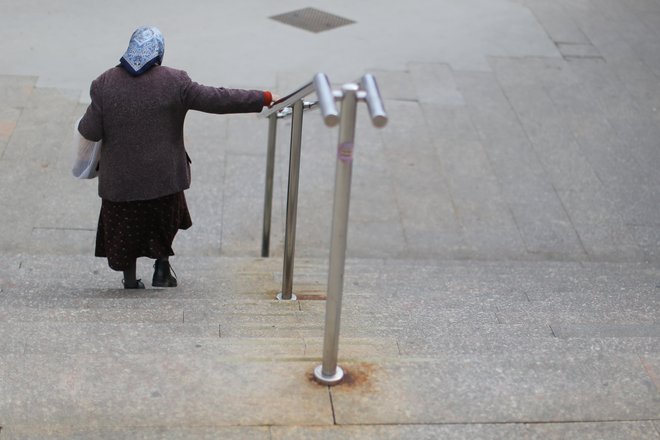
[5,420,660,440]
[0,318,399,358]
[7,421,660,440]
[7,253,655,340]
[1,351,658,436]
[1,252,659,435]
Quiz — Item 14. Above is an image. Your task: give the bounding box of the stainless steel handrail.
[260,73,339,302]
[261,73,339,126]
[258,73,389,386]
[313,75,388,386]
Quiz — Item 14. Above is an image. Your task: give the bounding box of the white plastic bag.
[72,117,102,179]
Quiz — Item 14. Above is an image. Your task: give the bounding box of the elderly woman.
[79,26,274,289]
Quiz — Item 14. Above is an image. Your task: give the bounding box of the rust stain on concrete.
[308,362,381,392]
[0,120,17,140]
[339,363,379,391]
[640,356,660,392]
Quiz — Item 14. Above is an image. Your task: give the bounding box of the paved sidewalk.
[0,0,659,438]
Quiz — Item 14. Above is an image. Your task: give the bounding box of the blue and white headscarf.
[119,26,165,76]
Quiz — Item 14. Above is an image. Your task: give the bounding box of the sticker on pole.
[337,142,354,163]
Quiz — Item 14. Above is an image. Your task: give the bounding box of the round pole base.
[313,365,344,386]
[276,292,297,301]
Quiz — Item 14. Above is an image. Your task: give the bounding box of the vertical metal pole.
[261,115,277,257]
[314,84,359,385]
[277,100,303,301]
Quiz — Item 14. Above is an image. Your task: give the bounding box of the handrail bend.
[260,73,339,126]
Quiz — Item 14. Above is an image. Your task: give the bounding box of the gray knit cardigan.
[78,65,265,202]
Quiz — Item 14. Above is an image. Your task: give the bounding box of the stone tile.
[275,71,317,98]
[550,57,643,120]
[29,227,97,255]
[455,70,584,258]
[331,354,660,424]
[374,99,464,257]
[519,0,591,45]
[557,189,643,261]
[379,99,435,156]
[575,7,660,112]
[303,337,401,358]
[629,225,660,263]
[364,69,416,102]
[11,422,657,440]
[272,421,660,440]
[409,63,465,105]
[605,117,660,190]
[552,324,660,339]
[396,228,467,259]
[0,321,25,354]
[18,322,218,355]
[557,42,603,59]
[398,334,660,357]
[423,105,525,258]
[184,110,229,150]
[220,195,273,256]
[0,74,36,108]
[555,118,649,219]
[0,354,332,431]
[0,166,44,252]
[590,0,660,77]
[29,177,100,230]
[348,187,401,224]
[0,306,182,324]
[176,183,225,257]
[639,355,660,394]
[0,107,20,152]
[1,87,78,164]
[490,57,601,192]
[496,305,660,325]
[522,421,660,439]
[347,220,408,259]
[223,113,270,156]
[4,426,272,440]
[1,320,309,357]
[223,153,273,199]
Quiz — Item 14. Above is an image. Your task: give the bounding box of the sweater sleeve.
[78,76,104,142]
[180,71,266,114]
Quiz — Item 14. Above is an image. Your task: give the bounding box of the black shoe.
[152,260,177,287]
[123,279,145,289]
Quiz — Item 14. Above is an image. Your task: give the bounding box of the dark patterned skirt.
[95,192,192,271]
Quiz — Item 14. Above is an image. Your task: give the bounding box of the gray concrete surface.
[1,0,660,438]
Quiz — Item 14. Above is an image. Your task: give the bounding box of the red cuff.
[263,91,273,107]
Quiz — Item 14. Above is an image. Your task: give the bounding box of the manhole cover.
[270,7,355,33]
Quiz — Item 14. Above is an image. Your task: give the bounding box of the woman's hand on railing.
[269,94,282,108]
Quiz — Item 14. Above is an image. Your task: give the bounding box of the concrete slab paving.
[0,0,559,95]
[3,427,272,440]
[398,334,660,358]
[271,422,660,440]
[0,354,333,433]
[330,355,660,424]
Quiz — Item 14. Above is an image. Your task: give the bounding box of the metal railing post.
[314,84,360,385]
[260,73,338,262]
[277,99,304,301]
[261,115,278,257]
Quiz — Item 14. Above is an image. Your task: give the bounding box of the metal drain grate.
[270,7,355,33]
